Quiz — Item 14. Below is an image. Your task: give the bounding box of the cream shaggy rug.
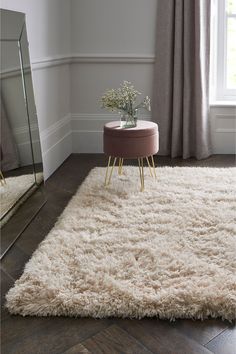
[0,174,35,217]
[6,167,236,320]
[1,172,44,226]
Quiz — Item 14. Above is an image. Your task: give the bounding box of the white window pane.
[226,17,236,89]
[226,0,236,14]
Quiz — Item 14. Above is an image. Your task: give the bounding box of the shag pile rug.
[1,172,44,226]
[6,167,236,320]
[0,174,35,217]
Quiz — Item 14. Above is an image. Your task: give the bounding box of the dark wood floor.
[1,154,235,354]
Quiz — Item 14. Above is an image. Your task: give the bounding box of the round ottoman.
[103,120,159,191]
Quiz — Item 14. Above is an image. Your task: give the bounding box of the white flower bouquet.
[101,81,151,127]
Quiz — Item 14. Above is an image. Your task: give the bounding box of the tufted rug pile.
[6,167,236,320]
[0,174,35,217]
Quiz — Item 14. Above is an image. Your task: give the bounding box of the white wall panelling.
[71,113,151,153]
[40,114,72,180]
[210,106,236,154]
[2,50,235,158]
[13,121,42,165]
[32,63,71,178]
[71,114,119,153]
[0,54,155,79]
[70,54,155,64]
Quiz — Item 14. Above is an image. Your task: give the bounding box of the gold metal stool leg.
[141,157,144,191]
[138,158,144,192]
[151,155,157,179]
[138,158,142,191]
[120,158,124,175]
[118,158,124,175]
[104,156,111,186]
[146,156,153,177]
[107,157,117,185]
[0,170,6,185]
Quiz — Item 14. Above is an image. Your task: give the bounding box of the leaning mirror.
[0,9,45,258]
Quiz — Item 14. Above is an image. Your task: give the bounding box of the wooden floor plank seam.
[118,320,215,354]
[203,327,230,346]
[1,267,15,283]
[80,324,155,354]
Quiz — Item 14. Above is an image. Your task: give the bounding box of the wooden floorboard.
[63,343,92,354]
[169,318,229,345]
[116,319,213,354]
[81,324,153,354]
[205,327,236,354]
[1,154,235,354]
[2,317,113,354]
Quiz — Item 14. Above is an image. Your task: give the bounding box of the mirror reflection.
[0,9,43,226]
[19,24,43,183]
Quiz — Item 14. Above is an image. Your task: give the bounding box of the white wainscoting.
[1,56,71,179]
[0,55,71,79]
[14,112,72,180]
[40,114,72,179]
[69,55,235,155]
[71,113,151,153]
[70,54,155,64]
[0,54,156,79]
[13,113,72,179]
[13,121,41,166]
[2,54,235,181]
[210,106,236,154]
[32,55,71,70]
[71,111,236,154]
[32,59,71,180]
[71,113,118,153]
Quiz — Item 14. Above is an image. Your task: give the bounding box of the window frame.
[212,0,236,101]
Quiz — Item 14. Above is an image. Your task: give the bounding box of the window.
[211,0,236,101]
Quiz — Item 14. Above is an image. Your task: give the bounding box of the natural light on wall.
[211,0,236,101]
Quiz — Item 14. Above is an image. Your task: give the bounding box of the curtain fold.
[153,0,212,159]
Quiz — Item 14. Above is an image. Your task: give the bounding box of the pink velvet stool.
[103,120,159,191]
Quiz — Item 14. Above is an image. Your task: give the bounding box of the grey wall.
[71,0,157,55]
[70,0,235,154]
[70,0,157,152]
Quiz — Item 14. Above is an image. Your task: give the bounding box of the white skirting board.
[42,133,72,180]
[40,114,72,180]
[71,112,236,154]
[38,110,235,180]
[210,106,236,154]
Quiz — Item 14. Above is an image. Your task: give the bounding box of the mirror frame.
[0,9,46,259]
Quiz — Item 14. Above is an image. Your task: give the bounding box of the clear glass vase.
[119,111,137,128]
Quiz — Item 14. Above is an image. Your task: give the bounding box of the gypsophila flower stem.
[100,81,151,127]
